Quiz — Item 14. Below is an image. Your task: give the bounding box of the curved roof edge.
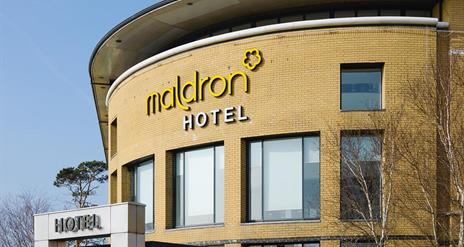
[105,16,446,106]
[88,0,177,79]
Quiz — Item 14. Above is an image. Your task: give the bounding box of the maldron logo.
[146,48,262,116]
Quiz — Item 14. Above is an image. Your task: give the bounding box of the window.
[248,243,319,247]
[231,23,252,32]
[341,64,383,111]
[132,159,154,231]
[340,242,376,247]
[256,18,278,27]
[380,9,401,16]
[357,9,379,17]
[405,10,431,17]
[110,170,117,204]
[280,14,304,23]
[340,133,381,220]
[305,11,330,20]
[110,118,117,157]
[249,136,320,221]
[334,10,356,18]
[175,145,224,227]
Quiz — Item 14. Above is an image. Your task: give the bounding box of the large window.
[249,136,320,221]
[340,133,381,220]
[175,145,224,227]
[341,64,383,111]
[132,159,154,231]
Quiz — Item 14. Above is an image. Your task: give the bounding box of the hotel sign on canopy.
[145,48,262,130]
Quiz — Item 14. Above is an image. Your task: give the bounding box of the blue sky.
[0,1,157,209]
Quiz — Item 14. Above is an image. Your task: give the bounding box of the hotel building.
[67,0,464,246]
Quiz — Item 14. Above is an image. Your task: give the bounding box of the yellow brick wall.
[107,26,438,246]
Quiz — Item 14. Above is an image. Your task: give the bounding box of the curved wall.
[108,25,436,246]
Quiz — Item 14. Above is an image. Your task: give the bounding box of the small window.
[110,118,117,157]
[175,145,224,227]
[340,133,382,220]
[341,64,383,111]
[110,170,117,204]
[132,159,154,231]
[248,136,320,221]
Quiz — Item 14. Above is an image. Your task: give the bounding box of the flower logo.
[242,48,262,71]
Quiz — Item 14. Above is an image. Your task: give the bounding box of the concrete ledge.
[105,16,448,106]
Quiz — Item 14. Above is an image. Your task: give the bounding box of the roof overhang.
[89,0,438,160]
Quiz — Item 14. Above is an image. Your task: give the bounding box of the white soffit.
[155,0,240,25]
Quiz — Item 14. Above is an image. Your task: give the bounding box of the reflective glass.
[340,135,381,220]
[175,153,184,226]
[250,141,263,221]
[263,138,302,220]
[305,12,330,20]
[185,148,215,225]
[134,160,154,231]
[341,67,382,110]
[215,146,224,223]
[303,137,320,219]
[176,145,224,226]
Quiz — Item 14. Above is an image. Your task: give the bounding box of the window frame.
[173,142,225,228]
[339,130,383,221]
[127,154,155,232]
[246,133,321,222]
[340,63,384,112]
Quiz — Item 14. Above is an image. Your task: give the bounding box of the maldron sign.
[145,48,262,130]
[55,214,102,233]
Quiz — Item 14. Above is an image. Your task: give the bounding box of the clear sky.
[0,1,158,209]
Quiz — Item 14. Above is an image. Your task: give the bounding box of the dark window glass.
[249,136,320,221]
[340,134,381,220]
[175,145,224,227]
[334,10,356,18]
[280,14,304,23]
[341,65,382,111]
[248,243,319,247]
[110,119,117,157]
[380,9,401,16]
[341,242,376,247]
[405,10,431,17]
[305,11,330,20]
[357,9,379,17]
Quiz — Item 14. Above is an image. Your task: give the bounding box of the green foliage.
[53,160,107,208]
